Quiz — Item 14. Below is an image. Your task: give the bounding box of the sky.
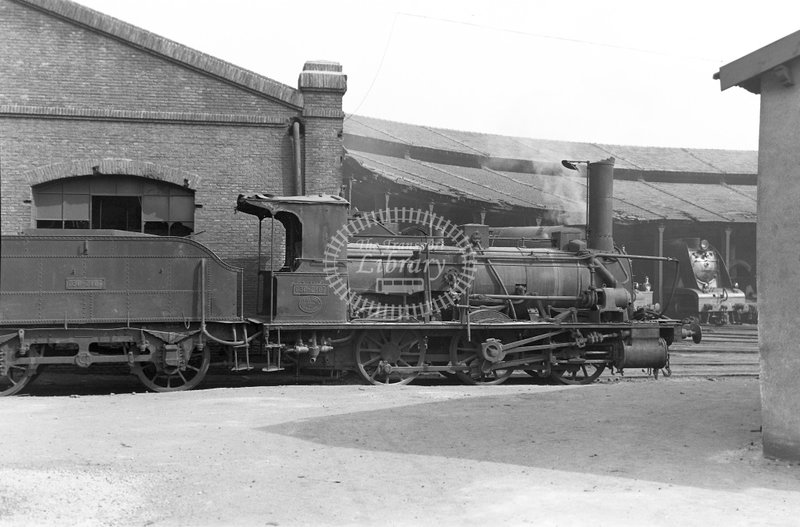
[72,0,800,151]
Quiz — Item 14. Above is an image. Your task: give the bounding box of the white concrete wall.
[756,56,800,460]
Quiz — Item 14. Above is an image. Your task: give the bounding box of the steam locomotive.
[0,158,699,395]
[662,238,750,325]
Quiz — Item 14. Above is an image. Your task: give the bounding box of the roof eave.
[716,29,800,93]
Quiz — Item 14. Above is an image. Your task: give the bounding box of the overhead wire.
[347,10,724,119]
[344,13,399,121]
[397,12,724,63]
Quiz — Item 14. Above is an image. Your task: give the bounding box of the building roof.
[715,30,800,93]
[15,0,303,108]
[343,115,758,225]
[347,150,584,212]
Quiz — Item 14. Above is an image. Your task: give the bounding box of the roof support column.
[657,224,665,306]
[724,226,733,266]
[715,35,800,461]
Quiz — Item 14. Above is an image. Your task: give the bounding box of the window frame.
[32,175,195,236]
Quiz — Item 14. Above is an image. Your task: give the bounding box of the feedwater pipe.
[470,293,583,302]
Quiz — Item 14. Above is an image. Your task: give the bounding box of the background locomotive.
[0,158,698,395]
[662,238,753,324]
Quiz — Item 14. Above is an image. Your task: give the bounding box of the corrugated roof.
[598,144,755,173]
[344,115,758,175]
[345,115,758,224]
[349,152,759,224]
[349,151,584,210]
[615,180,728,223]
[344,116,487,155]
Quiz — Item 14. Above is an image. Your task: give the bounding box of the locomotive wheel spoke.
[134,345,210,393]
[362,355,381,368]
[354,330,424,386]
[551,362,606,385]
[363,334,383,351]
[449,333,513,386]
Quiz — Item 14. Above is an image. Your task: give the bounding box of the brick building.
[0,0,347,311]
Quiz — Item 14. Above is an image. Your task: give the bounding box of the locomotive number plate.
[65,278,106,290]
[292,283,328,296]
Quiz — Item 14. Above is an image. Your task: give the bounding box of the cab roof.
[236,193,349,219]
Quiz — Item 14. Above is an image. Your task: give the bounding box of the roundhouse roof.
[343,115,758,224]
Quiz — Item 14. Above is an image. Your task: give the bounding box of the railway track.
[672,324,758,353]
[630,323,760,379]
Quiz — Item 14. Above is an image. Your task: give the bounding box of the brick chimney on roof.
[298,61,347,195]
[299,61,348,93]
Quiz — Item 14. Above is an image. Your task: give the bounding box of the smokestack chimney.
[586,157,615,252]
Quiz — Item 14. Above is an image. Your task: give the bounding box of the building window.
[32,175,194,236]
[92,196,142,231]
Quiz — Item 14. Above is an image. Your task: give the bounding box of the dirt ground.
[0,374,798,527]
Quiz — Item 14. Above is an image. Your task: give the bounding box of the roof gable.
[14,0,302,108]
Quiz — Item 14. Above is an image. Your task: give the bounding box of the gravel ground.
[0,375,798,526]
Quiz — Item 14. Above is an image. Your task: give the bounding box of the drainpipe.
[292,121,304,195]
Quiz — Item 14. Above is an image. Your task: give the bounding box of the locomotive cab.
[235,194,350,322]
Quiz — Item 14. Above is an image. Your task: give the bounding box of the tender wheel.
[134,345,210,392]
[354,330,425,385]
[0,362,37,396]
[0,344,40,396]
[449,333,513,385]
[551,362,605,385]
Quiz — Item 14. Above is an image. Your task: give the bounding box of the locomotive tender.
[0,231,245,395]
[0,158,698,395]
